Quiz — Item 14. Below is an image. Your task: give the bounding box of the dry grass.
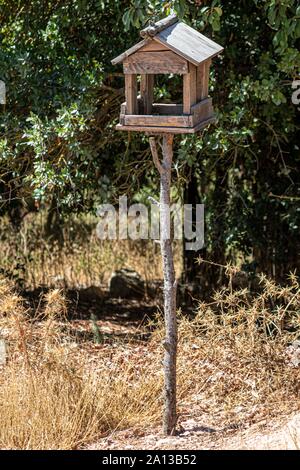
[0,279,163,449]
[174,265,300,427]
[0,213,182,289]
[0,359,163,450]
[0,264,300,449]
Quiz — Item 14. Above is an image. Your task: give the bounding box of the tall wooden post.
[112,11,224,436]
[150,134,177,435]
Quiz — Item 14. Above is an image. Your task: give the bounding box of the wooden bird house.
[112,14,223,134]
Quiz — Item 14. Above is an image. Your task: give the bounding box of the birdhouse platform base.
[116,116,215,134]
[116,98,215,134]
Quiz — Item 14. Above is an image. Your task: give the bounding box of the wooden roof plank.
[111,19,223,66]
[156,22,223,65]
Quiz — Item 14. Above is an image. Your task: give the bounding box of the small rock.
[232,270,250,289]
[285,340,300,367]
[79,285,105,301]
[156,437,178,446]
[109,268,145,299]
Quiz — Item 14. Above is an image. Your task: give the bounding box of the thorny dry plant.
[0,262,299,449]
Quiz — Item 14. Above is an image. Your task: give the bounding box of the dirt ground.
[86,413,300,450]
[2,283,300,451]
[61,293,300,451]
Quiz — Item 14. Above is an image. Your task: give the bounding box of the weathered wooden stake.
[150,134,177,435]
[113,13,223,435]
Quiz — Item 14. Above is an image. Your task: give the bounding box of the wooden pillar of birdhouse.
[196,59,211,101]
[125,74,138,114]
[140,74,154,114]
[183,64,197,114]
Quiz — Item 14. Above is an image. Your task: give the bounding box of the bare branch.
[157,138,163,152]
[149,136,164,174]
[147,196,160,206]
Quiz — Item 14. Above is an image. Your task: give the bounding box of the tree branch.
[150,136,164,174]
[148,196,160,206]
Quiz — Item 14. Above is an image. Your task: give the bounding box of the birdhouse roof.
[112,15,223,67]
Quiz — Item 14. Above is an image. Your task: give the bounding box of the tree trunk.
[182,161,227,299]
[150,134,177,435]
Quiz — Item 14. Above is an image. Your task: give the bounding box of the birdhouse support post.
[150,134,177,435]
[112,12,224,435]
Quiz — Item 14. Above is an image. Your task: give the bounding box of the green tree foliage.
[0,0,144,217]
[0,0,299,280]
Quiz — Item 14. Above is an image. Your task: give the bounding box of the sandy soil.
[86,412,300,451]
